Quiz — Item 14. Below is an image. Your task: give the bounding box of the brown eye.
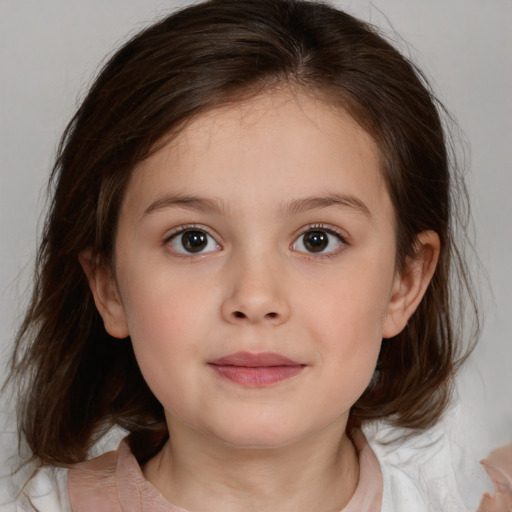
[169,229,220,254]
[303,231,328,252]
[292,228,344,254]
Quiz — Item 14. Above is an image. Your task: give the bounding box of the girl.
[2,0,509,510]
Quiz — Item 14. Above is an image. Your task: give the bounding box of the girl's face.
[89,91,433,449]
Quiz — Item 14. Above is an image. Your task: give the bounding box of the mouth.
[208,351,306,387]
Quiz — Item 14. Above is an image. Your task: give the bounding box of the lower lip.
[209,364,304,387]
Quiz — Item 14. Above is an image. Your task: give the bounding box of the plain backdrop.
[1,0,511,449]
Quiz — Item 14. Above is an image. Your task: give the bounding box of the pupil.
[183,231,207,252]
[304,231,328,252]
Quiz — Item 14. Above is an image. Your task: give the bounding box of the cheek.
[121,286,210,419]
[297,261,393,399]
[310,302,382,413]
[116,268,212,384]
[119,255,217,341]
[302,262,393,347]
[315,296,383,386]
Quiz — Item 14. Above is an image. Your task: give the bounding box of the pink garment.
[68,429,383,512]
[478,443,512,512]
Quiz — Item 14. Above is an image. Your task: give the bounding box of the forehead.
[122,90,390,220]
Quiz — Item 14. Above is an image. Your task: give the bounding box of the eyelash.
[292,223,349,259]
[164,223,349,258]
[165,224,221,256]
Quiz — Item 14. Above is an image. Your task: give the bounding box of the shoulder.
[65,427,129,512]
[67,446,122,512]
[0,426,126,512]
[363,402,493,512]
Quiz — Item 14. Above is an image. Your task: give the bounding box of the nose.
[220,256,291,326]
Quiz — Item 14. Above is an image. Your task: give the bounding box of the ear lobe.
[382,230,440,339]
[79,249,129,339]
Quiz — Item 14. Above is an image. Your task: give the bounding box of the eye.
[168,229,220,254]
[292,227,345,254]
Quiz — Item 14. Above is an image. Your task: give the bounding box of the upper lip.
[209,351,303,367]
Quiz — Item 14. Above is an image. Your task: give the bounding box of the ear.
[382,230,440,339]
[79,249,129,339]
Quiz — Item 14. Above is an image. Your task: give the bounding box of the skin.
[81,90,440,511]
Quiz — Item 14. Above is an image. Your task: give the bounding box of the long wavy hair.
[7,0,479,466]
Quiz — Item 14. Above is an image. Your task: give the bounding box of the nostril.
[231,311,279,320]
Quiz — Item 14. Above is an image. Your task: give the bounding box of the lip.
[208,351,305,387]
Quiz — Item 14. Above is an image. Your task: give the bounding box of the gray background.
[1,0,511,448]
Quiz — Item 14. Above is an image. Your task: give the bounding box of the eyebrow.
[143,194,227,217]
[283,193,372,218]
[142,192,371,218]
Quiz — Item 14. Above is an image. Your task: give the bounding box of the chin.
[202,414,317,450]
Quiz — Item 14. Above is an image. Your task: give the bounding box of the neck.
[143,418,359,512]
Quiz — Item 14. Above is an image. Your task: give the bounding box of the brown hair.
[7,0,479,466]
